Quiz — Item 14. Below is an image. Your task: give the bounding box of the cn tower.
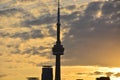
[52,0,64,80]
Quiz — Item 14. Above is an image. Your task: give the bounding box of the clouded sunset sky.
[0,0,120,80]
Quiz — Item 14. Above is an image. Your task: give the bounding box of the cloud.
[0,8,23,16]
[22,14,56,27]
[0,0,15,9]
[76,72,86,75]
[114,73,120,77]
[0,53,3,56]
[62,0,120,66]
[11,29,44,40]
[84,1,103,16]
[102,0,120,15]
[22,46,49,56]
[65,5,76,10]
[94,71,103,75]
[76,71,103,76]
[0,32,9,37]
[17,0,37,2]
[0,53,50,69]
[106,72,114,76]
[0,74,7,78]
[0,0,120,68]
[0,29,44,40]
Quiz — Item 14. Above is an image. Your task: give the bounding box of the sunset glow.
[110,68,120,73]
[0,0,120,80]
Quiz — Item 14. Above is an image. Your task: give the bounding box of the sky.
[0,0,120,80]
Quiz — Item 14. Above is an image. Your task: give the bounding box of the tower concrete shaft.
[55,55,61,80]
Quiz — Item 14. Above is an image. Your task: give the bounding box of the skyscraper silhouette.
[41,66,53,80]
[52,0,64,80]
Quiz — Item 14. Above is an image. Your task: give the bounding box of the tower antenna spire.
[57,0,61,44]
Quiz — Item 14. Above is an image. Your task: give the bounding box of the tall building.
[41,66,53,80]
[52,0,64,80]
[96,77,110,80]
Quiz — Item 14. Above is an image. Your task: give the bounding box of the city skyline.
[0,0,120,80]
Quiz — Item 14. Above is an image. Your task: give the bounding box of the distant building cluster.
[27,76,111,80]
[96,77,110,80]
[27,77,39,80]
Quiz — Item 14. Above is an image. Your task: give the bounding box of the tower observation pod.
[52,0,64,80]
